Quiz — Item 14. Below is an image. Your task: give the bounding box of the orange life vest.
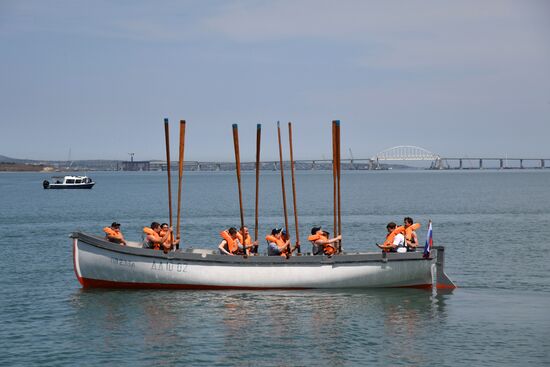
[103,227,122,243]
[382,227,404,248]
[308,233,336,255]
[103,227,122,240]
[220,230,239,254]
[236,232,252,245]
[143,227,161,250]
[404,223,421,242]
[159,229,174,245]
[265,235,288,256]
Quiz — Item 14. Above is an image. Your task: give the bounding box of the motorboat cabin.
[43,175,95,189]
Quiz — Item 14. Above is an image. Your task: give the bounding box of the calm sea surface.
[0,170,549,366]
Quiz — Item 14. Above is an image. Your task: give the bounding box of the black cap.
[271,228,282,235]
[111,222,120,228]
[311,226,321,235]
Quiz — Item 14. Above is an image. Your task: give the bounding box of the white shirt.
[393,233,405,247]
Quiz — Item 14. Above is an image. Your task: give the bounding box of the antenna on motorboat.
[66,147,74,171]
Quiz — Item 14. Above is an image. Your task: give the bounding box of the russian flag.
[423,220,433,258]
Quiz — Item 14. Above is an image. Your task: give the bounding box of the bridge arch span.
[372,145,440,161]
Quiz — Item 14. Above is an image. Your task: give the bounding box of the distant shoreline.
[0,163,51,172]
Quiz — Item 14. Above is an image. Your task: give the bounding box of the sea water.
[0,170,549,366]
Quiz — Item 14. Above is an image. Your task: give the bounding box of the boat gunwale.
[72,232,435,266]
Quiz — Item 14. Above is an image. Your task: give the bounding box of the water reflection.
[69,288,449,365]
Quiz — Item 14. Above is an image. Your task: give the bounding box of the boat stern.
[433,246,457,290]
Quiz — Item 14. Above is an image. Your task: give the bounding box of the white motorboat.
[43,175,95,189]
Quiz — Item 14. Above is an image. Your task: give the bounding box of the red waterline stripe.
[436,283,457,290]
[399,283,433,290]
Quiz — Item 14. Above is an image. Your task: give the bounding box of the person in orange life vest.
[219,227,247,255]
[160,223,180,250]
[103,222,127,245]
[236,226,258,255]
[403,217,420,252]
[143,222,173,251]
[377,222,405,252]
[307,226,341,256]
[265,228,290,256]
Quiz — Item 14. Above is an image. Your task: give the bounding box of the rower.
[307,226,341,256]
[236,226,258,255]
[403,217,421,252]
[265,228,290,256]
[160,222,180,250]
[103,222,127,245]
[219,227,241,256]
[143,222,172,252]
[377,222,405,252]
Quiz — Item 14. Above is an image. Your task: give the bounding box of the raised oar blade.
[254,123,262,249]
[288,121,300,254]
[332,120,337,243]
[232,124,246,253]
[277,121,290,256]
[176,120,186,249]
[277,121,291,257]
[335,120,342,253]
[164,118,174,250]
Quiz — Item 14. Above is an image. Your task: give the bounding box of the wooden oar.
[176,120,186,250]
[277,121,290,255]
[288,122,300,254]
[163,118,174,249]
[335,120,342,253]
[254,124,261,253]
[332,121,338,242]
[232,124,246,254]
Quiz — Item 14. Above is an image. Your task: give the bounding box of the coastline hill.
[0,154,121,171]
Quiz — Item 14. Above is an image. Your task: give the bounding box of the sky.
[1,0,549,162]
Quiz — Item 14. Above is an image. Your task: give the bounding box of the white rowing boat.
[71,232,456,290]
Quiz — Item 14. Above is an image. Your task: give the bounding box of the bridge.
[144,146,549,171]
[362,146,548,170]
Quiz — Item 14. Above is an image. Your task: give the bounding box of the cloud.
[0,0,207,42]
[203,0,550,73]
[203,1,516,41]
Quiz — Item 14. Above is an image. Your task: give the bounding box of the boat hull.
[72,233,439,290]
[47,183,95,189]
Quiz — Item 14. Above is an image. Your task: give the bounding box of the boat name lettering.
[151,261,187,272]
[111,257,135,268]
